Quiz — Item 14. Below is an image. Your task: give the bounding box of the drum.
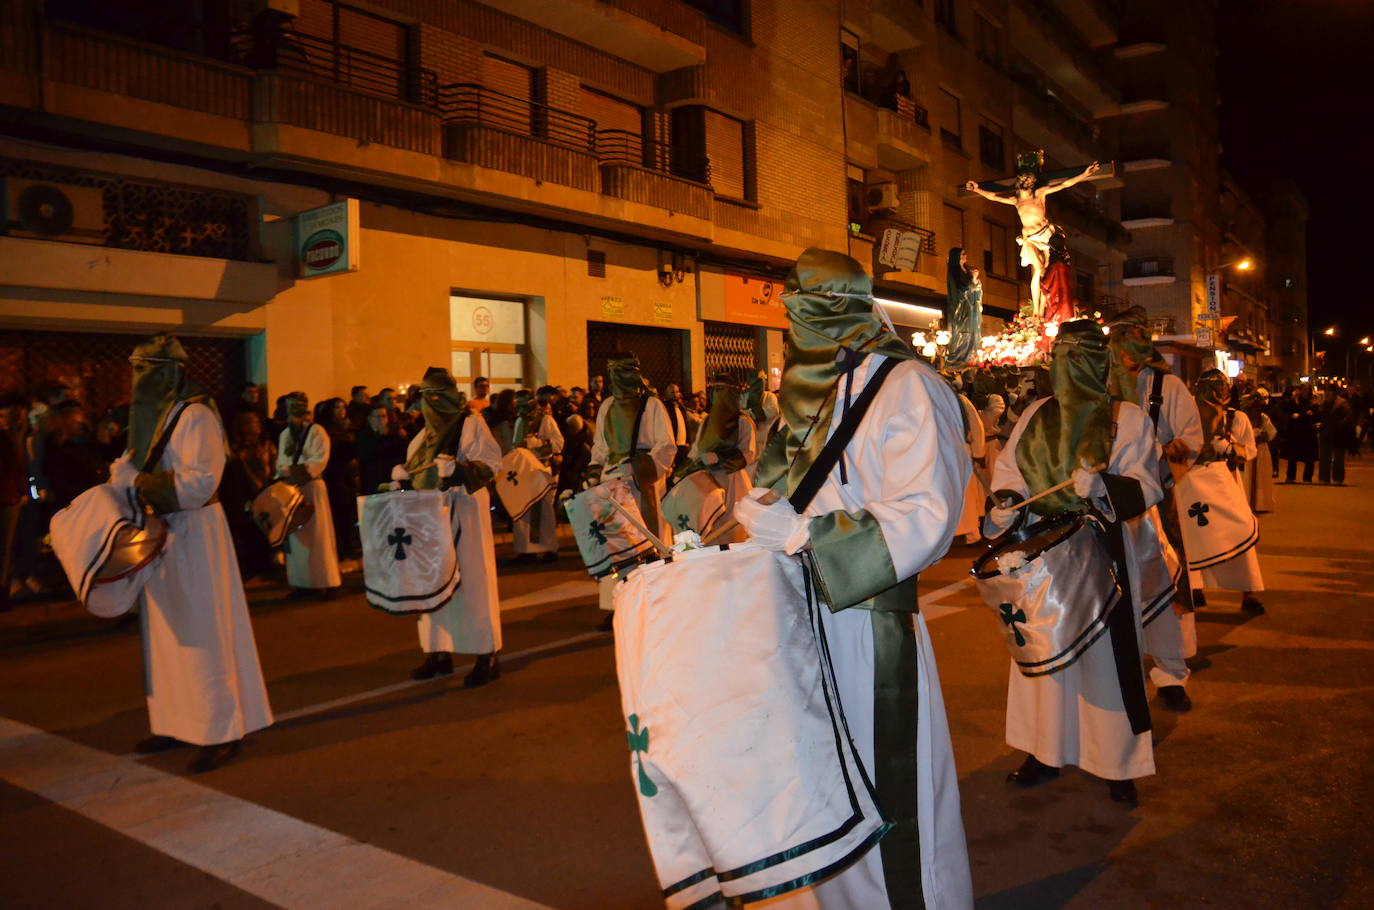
[50,484,168,618]
[250,479,315,548]
[1133,507,1181,626]
[971,513,1123,676]
[357,489,460,614]
[1174,460,1259,570]
[565,479,656,578]
[613,544,887,907]
[494,447,555,522]
[660,469,727,538]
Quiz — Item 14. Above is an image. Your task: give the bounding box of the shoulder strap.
[447,411,471,458]
[630,394,649,453]
[290,424,308,466]
[788,357,901,512]
[1148,368,1165,427]
[142,401,190,472]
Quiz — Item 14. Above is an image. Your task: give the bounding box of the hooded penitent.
[601,354,649,467]
[406,367,478,491]
[1014,319,1113,517]
[756,248,913,496]
[280,392,311,460]
[511,389,540,444]
[1194,369,1231,463]
[945,247,982,366]
[740,371,767,423]
[128,333,201,468]
[681,373,747,481]
[1107,305,1171,400]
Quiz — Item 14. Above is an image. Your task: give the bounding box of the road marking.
[501,580,598,612]
[273,630,607,725]
[0,717,557,910]
[922,576,974,605]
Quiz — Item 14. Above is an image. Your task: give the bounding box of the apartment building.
[0,0,1137,411]
[1264,180,1309,383]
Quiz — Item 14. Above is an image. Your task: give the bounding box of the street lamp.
[1324,326,1337,336]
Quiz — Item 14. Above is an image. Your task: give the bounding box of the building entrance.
[586,322,686,395]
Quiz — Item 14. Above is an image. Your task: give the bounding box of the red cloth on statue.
[1040,261,1076,324]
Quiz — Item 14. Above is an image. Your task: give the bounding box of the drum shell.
[495,448,554,522]
[50,484,168,618]
[357,489,460,614]
[250,480,314,548]
[972,515,1122,676]
[660,469,727,538]
[1174,460,1258,570]
[566,479,656,578]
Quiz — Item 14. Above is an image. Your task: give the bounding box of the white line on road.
[922,576,974,606]
[501,580,599,612]
[0,717,558,910]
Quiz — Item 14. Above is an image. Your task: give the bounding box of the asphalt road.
[2,460,1372,909]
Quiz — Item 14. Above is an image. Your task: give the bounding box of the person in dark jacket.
[315,397,360,559]
[43,401,108,510]
[1317,386,1353,485]
[1280,387,1319,483]
[356,406,408,495]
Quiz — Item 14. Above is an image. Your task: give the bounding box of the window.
[978,118,1004,170]
[450,295,527,397]
[841,31,863,96]
[585,88,646,165]
[672,107,752,198]
[983,220,1009,276]
[937,88,962,147]
[943,203,965,252]
[482,54,536,135]
[847,164,868,233]
[975,13,1001,65]
[682,0,746,33]
[934,0,958,36]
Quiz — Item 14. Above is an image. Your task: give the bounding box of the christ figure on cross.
[965,151,1100,319]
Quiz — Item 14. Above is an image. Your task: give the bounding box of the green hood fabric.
[1194,369,1230,462]
[281,392,312,459]
[602,354,647,466]
[512,389,542,444]
[128,333,205,468]
[694,373,743,457]
[1107,305,1171,400]
[756,248,913,496]
[1014,319,1113,517]
[741,371,768,423]
[407,367,469,490]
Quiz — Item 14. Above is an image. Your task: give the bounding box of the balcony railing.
[231,28,437,107]
[595,129,711,186]
[1125,256,1175,280]
[865,215,937,255]
[439,83,596,153]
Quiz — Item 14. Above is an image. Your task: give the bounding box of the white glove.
[735,488,810,554]
[390,463,410,483]
[988,505,1019,530]
[1212,438,1233,455]
[436,454,457,479]
[522,435,543,451]
[699,451,720,466]
[108,452,139,489]
[1072,461,1106,500]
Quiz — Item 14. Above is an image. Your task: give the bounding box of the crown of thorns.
[1015,149,1045,174]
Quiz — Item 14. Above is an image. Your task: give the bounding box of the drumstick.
[407,460,437,476]
[700,489,781,547]
[605,496,672,557]
[1003,462,1106,512]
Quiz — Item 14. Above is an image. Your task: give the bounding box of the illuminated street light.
[1324,326,1336,336]
[1235,258,1253,271]
[1361,336,1370,345]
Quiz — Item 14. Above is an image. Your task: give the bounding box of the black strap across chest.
[142,401,191,472]
[629,394,650,453]
[1148,368,1165,427]
[788,357,900,513]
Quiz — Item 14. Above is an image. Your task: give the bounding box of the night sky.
[1217,0,1374,360]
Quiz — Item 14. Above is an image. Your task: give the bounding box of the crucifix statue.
[964,150,1104,320]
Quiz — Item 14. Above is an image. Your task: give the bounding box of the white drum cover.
[358,489,460,614]
[660,470,728,539]
[613,545,888,908]
[565,479,656,578]
[495,447,555,522]
[1135,507,1181,626]
[1175,460,1258,570]
[51,483,167,618]
[250,479,313,548]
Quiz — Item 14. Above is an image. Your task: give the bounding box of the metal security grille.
[0,330,247,421]
[586,322,685,397]
[0,158,255,260]
[703,320,757,384]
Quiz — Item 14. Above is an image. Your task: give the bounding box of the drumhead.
[92,517,168,584]
[971,513,1085,579]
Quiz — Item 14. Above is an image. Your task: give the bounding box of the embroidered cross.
[589,519,608,545]
[626,714,657,798]
[506,470,518,484]
[675,513,692,531]
[388,527,412,560]
[999,602,1027,647]
[1188,502,1210,527]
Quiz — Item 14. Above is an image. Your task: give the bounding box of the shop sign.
[652,300,673,324]
[1196,326,1214,349]
[1203,273,1220,319]
[449,295,525,345]
[723,273,787,329]
[296,199,359,278]
[601,295,626,318]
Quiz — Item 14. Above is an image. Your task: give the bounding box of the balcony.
[1049,0,1120,47]
[492,0,705,72]
[1011,77,1103,165]
[1055,192,1130,252]
[1118,83,1169,115]
[440,84,599,193]
[876,104,934,170]
[1120,207,1174,230]
[1009,0,1120,115]
[595,130,713,220]
[1123,256,1176,286]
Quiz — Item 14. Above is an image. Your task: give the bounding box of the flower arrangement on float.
[967,304,1061,368]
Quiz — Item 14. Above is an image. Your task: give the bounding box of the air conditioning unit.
[866,181,899,212]
[2,179,105,245]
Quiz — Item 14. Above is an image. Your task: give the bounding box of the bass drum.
[1174,460,1258,570]
[50,484,168,618]
[250,479,314,548]
[565,478,656,578]
[357,489,460,614]
[660,469,727,539]
[494,447,555,522]
[971,513,1123,677]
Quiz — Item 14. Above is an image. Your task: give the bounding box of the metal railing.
[439,83,596,153]
[865,215,937,255]
[1125,256,1175,279]
[594,129,711,185]
[231,28,437,106]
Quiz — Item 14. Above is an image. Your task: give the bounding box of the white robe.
[987,398,1163,781]
[410,417,504,654]
[277,423,341,590]
[687,413,756,522]
[513,413,564,555]
[954,393,986,541]
[1244,411,1277,512]
[771,355,973,910]
[142,403,273,746]
[1190,409,1264,593]
[590,395,676,542]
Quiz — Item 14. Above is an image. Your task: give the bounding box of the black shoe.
[1241,595,1266,615]
[133,734,183,754]
[464,652,500,688]
[1107,779,1138,805]
[317,587,338,601]
[287,588,315,600]
[539,551,558,563]
[1192,590,1207,608]
[1007,754,1060,788]
[513,553,537,565]
[1158,685,1192,713]
[597,612,615,633]
[411,652,453,680]
[188,740,240,774]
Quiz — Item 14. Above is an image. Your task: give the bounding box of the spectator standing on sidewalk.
[357,406,408,495]
[1318,385,1352,485]
[1280,387,1319,483]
